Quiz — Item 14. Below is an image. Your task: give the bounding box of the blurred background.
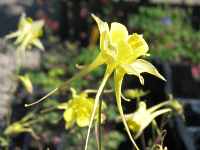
[0,0,200,150]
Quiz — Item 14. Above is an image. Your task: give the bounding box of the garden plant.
[0,12,184,150]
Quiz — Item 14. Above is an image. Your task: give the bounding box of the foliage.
[60,128,125,150]
[128,6,200,64]
[27,67,65,92]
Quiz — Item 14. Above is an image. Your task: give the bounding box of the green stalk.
[140,133,146,150]
[84,66,113,150]
[25,54,104,107]
[98,98,102,150]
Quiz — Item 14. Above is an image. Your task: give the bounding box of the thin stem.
[25,87,58,107]
[98,98,102,150]
[78,128,85,150]
[95,122,100,149]
[152,120,161,135]
[140,133,146,150]
[84,67,112,150]
[39,106,57,114]
[84,89,113,94]
[25,54,104,107]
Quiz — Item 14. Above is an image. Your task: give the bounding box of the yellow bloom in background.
[4,122,30,136]
[5,13,44,51]
[124,89,148,101]
[170,99,184,117]
[58,88,105,128]
[18,74,33,94]
[125,101,171,139]
[4,113,38,139]
[167,95,184,118]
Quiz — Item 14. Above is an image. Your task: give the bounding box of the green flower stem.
[24,66,90,107]
[25,87,58,107]
[25,54,104,107]
[39,106,57,114]
[152,120,161,135]
[98,98,102,150]
[95,122,100,149]
[84,67,112,150]
[140,133,146,150]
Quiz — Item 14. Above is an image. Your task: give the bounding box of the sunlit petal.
[57,102,68,109]
[18,74,33,94]
[125,101,171,138]
[32,39,44,50]
[110,22,128,43]
[5,31,20,39]
[117,40,133,64]
[63,108,74,123]
[122,59,166,85]
[128,33,149,59]
[91,14,109,34]
[77,116,90,127]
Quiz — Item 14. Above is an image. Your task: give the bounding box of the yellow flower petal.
[32,39,44,50]
[63,108,74,123]
[100,31,116,62]
[77,115,90,127]
[5,31,20,39]
[116,40,133,64]
[128,33,149,60]
[92,14,118,64]
[57,102,68,109]
[31,20,44,37]
[122,59,166,85]
[150,108,171,120]
[110,22,128,44]
[124,89,148,100]
[18,13,32,29]
[18,74,33,94]
[91,14,109,34]
[4,123,24,135]
[125,101,171,138]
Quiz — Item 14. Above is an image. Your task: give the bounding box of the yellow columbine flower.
[125,101,171,139]
[83,14,166,150]
[58,88,105,128]
[5,13,44,51]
